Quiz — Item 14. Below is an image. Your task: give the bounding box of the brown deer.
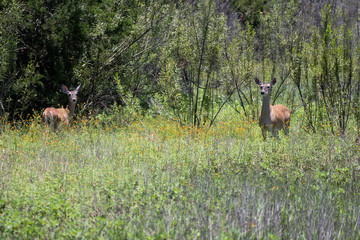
[42,84,81,130]
[255,77,291,140]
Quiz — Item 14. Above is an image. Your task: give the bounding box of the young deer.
[255,77,291,140]
[42,84,81,130]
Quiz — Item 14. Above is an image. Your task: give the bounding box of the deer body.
[43,107,69,129]
[255,78,290,140]
[42,85,80,130]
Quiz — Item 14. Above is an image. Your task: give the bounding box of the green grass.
[0,112,359,239]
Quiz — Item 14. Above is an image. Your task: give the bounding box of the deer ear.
[255,78,261,85]
[61,85,69,94]
[271,78,277,85]
[75,84,81,92]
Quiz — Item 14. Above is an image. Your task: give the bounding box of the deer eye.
[267,86,270,88]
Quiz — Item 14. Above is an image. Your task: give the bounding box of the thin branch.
[209,87,236,127]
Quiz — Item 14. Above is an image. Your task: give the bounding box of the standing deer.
[42,84,81,130]
[255,77,291,140]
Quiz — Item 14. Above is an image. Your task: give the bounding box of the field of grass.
[0,111,360,239]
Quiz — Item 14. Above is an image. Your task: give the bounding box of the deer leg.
[273,130,279,138]
[283,121,290,136]
[45,116,49,127]
[261,128,267,140]
[283,126,289,135]
[270,127,279,139]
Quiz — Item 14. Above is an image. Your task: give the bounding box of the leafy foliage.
[1,1,360,238]
[0,0,359,136]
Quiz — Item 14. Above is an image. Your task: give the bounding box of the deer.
[42,84,81,130]
[255,77,291,140]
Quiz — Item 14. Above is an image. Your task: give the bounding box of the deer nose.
[72,98,76,102]
[261,92,265,95]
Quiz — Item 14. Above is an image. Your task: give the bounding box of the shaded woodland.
[1,0,359,135]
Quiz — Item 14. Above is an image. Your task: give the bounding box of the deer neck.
[68,101,76,118]
[260,94,271,120]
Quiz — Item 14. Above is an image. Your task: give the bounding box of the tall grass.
[0,111,359,239]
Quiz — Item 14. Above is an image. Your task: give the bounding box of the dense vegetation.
[1,0,359,134]
[0,112,359,239]
[1,0,360,238]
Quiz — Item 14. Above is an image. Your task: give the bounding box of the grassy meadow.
[0,110,360,239]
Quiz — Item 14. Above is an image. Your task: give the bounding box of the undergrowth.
[0,111,359,239]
